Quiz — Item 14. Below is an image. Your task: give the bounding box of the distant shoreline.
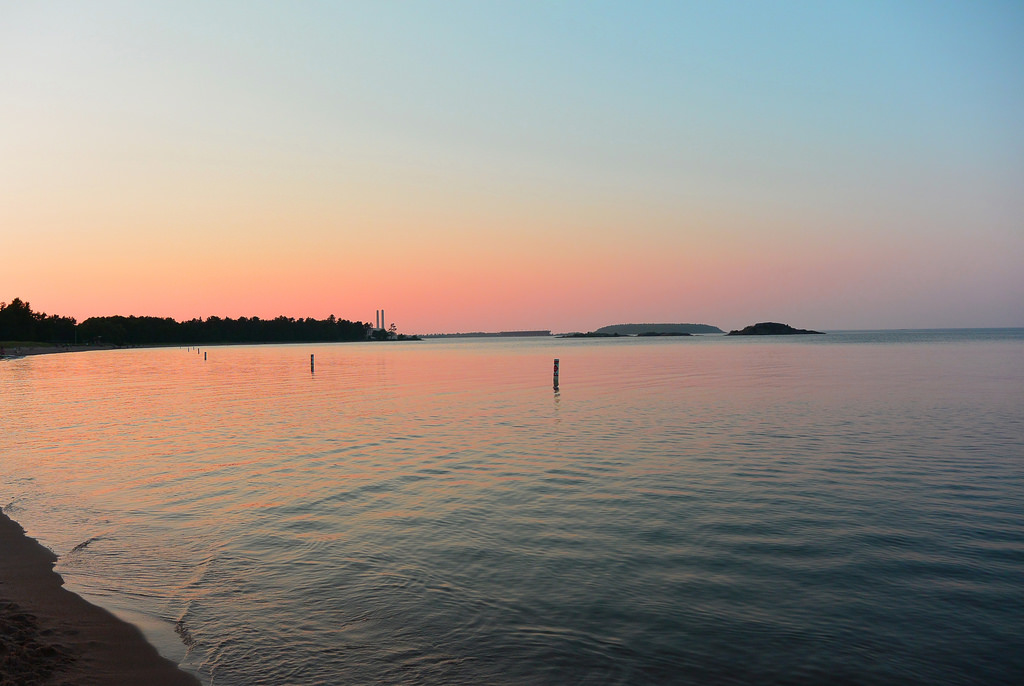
[0,338,421,360]
[1,344,120,358]
[4,328,1022,361]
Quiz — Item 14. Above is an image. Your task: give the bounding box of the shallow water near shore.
[2,330,1023,685]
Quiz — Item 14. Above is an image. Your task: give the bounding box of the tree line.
[1,298,372,346]
[0,298,78,344]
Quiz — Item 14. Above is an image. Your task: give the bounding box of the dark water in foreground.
[2,330,1023,684]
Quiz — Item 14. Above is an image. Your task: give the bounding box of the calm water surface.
[2,331,1023,685]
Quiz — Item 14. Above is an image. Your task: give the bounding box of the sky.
[2,1,1022,333]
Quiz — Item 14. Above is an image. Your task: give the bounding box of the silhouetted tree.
[4,296,380,346]
[0,298,77,343]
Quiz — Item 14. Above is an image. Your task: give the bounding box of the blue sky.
[2,1,1022,331]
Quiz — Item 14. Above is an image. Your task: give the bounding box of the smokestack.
[376,310,379,329]
[382,309,385,329]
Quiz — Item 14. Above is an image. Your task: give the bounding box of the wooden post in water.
[310,354,315,373]
[553,358,559,390]
[204,351,207,361]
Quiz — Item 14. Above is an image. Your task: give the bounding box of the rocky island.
[727,322,824,335]
[560,322,723,338]
[595,323,723,335]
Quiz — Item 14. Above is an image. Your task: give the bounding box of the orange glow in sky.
[2,3,1022,332]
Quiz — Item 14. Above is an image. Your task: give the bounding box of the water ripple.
[2,335,1023,684]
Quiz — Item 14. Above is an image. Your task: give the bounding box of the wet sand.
[0,510,200,686]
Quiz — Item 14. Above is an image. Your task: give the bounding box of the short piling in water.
[310,354,315,373]
[553,358,559,390]
[204,351,207,361]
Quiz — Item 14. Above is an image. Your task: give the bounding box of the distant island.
[595,323,724,335]
[419,330,551,338]
[559,331,627,338]
[727,322,824,336]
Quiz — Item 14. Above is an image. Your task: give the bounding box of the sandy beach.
[0,510,199,686]
[0,345,118,359]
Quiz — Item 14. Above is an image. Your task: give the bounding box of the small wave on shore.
[0,510,201,686]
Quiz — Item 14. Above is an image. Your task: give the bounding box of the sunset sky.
[2,1,1022,333]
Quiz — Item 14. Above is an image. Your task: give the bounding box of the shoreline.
[0,345,120,358]
[0,338,409,360]
[0,509,200,686]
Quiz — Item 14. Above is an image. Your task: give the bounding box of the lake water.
[2,330,1023,685]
